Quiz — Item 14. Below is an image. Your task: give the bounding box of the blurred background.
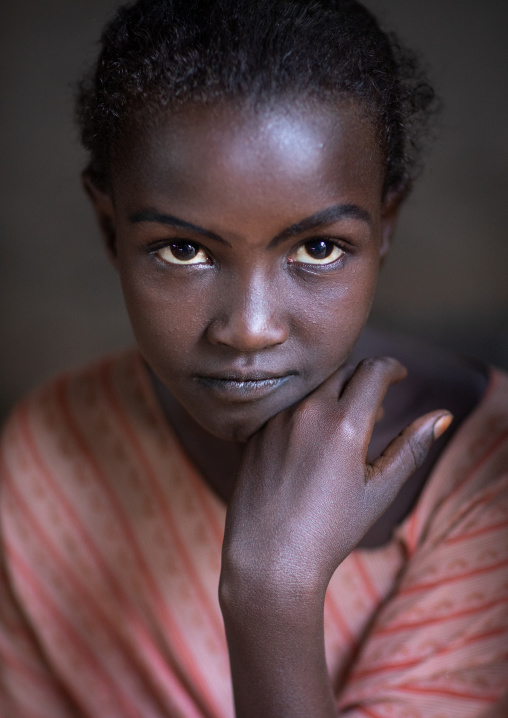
[1,0,507,422]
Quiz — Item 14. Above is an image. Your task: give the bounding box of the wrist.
[219,560,326,624]
[220,569,334,718]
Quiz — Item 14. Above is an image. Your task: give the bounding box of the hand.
[220,356,452,600]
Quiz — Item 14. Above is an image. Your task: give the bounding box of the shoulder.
[0,347,187,600]
[340,367,508,714]
[422,365,508,527]
[396,363,508,559]
[0,347,193,533]
[1,348,140,478]
[0,348,166,525]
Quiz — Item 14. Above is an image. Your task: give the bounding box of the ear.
[82,172,118,265]
[379,189,403,263]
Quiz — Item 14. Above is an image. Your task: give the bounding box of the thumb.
[367,410,453,492]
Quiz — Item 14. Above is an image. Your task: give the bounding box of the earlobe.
[81,172,118,265]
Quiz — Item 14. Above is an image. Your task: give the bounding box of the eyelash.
[147,240,213,267]
[147,237,349,269]
[287,238,346,268]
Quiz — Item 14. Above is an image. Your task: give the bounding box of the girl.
[1,1,507,716]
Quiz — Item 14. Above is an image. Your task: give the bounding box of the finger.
[336,356,407,449]
[272,362,355,434]
[307,362,356,403]
[367,410,453,494]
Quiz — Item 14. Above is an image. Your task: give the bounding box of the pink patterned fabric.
[0,349,507,717]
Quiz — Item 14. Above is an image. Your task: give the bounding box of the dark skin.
[85,100,488,716]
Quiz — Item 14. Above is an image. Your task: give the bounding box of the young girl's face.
[102,100,396,441]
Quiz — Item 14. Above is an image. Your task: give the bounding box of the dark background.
[1,0,507,421]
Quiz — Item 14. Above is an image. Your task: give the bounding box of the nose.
[206,273,289,351]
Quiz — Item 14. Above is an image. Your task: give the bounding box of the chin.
[184,400,272,443]
[198,414,266,443]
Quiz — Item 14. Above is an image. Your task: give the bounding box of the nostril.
[206,312,289,351]
[206,277,290,351]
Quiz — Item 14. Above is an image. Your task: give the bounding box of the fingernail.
[433,413,453,439]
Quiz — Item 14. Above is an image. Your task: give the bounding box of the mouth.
[195,372,296,401]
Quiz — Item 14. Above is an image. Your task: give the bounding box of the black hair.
[76,0,438,198]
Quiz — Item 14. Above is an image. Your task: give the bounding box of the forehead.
[112,100,385,218]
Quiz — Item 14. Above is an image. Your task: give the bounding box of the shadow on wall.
[0,0,507,422]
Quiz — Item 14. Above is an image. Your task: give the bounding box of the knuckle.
[358,357,378,372]
[358,356,398,376]
[406,434,428,472]
[335,411,357,441]
[291,397,322,429]
[291,397,341,439]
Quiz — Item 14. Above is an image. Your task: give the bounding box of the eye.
[289,239,344,265]
[155,241,210,265]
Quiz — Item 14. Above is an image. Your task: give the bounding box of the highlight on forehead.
[77,0,438,198]
[109,93,383,200]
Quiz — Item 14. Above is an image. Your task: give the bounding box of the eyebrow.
[129,209,231,246]
[129,203,372,249]
[268,204,372,248]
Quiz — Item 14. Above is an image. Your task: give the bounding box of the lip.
[195,372,295,401]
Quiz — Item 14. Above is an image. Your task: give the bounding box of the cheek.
[118,245,380,373]
[118,264,208,360]
[295,262,379,341]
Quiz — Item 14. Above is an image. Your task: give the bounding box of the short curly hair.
[76,0,438,198]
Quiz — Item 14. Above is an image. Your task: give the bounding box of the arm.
[219,357,451,718]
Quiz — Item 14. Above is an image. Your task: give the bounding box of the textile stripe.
[101,362,224,641]
[443,518,508,546]
[5,544,143,718]
[398,557,508,596]
[0,644,53,690]
[354,706,384,718]
[351,554,380,605]
[17,403,204,718]
[444,431,508,509]
[404,370,500,547]
[325,591,355,645]
[55,376,223,718]
[351,627,508,680]
[133,357,225,549]
[373,595,508,635]
[2,451,199,718]
[394,684,499,702]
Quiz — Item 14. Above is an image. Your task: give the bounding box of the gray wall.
[1,1,507,420]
